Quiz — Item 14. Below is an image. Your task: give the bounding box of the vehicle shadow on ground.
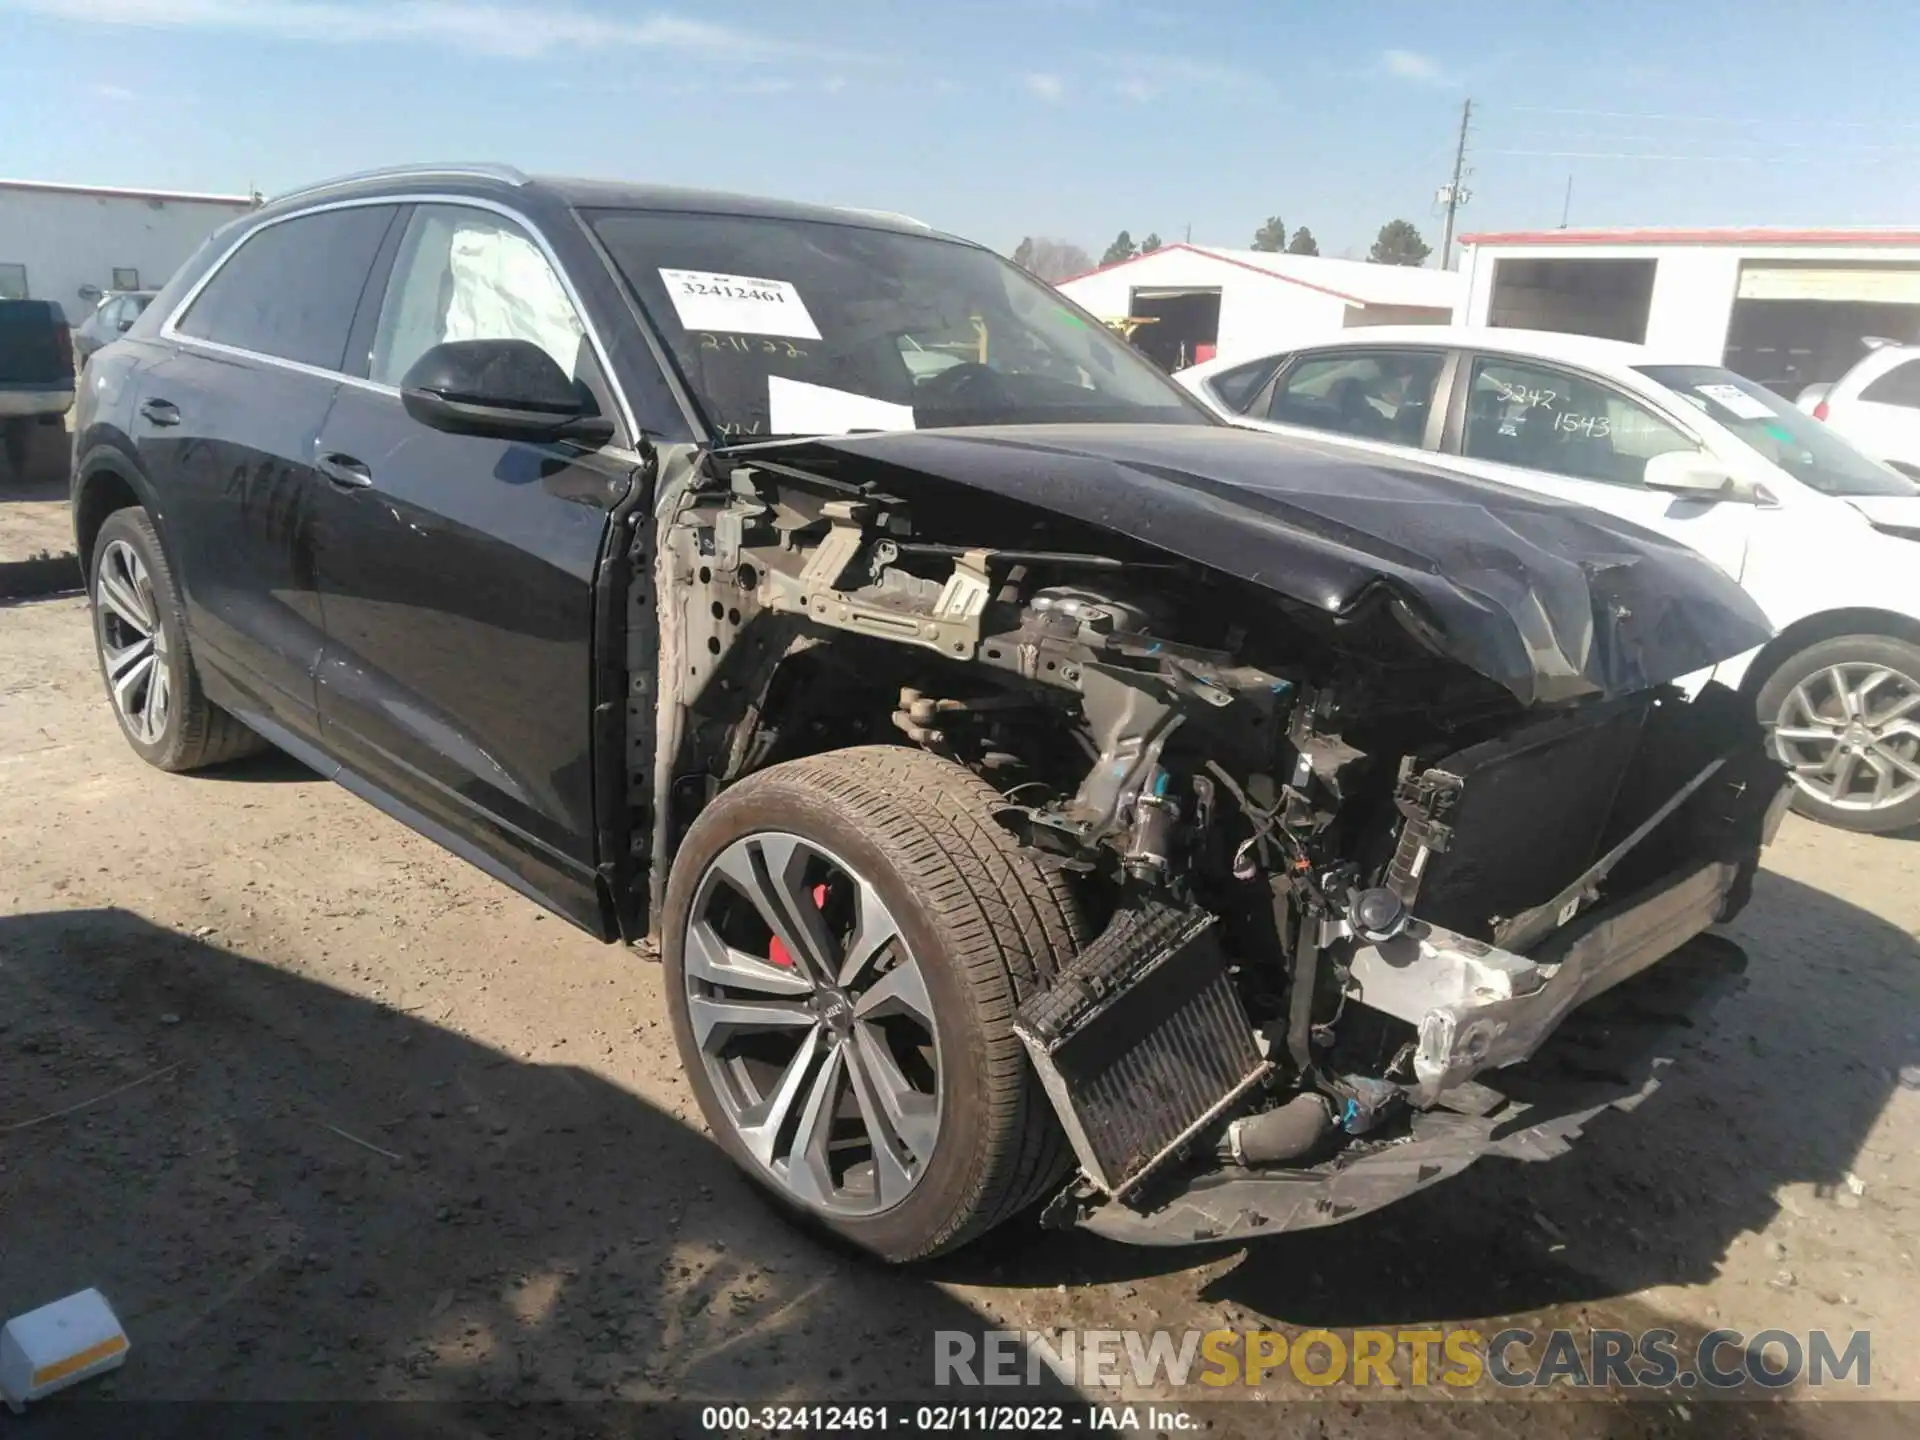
[195,749,325,784]
[0,907,1071,1427]
[943,869,1917,1358]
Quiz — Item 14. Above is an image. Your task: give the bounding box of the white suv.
[1178,327,1920,833]
[1797,338,1920,482]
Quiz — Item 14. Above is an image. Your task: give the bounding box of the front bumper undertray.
[1074,926,1748,1246]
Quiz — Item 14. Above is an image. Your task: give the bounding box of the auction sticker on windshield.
[658,268,821,340]
[1695,383,1775,421]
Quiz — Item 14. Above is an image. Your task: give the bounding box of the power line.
[1484,125,1920,156]
[1498,104,1920,131]
[1484,147,1913,164]
[1513,133,1920,153]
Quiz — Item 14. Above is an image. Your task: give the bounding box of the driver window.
[369,205,591,390]
[1266,350,1443,446]
[1462,357,1692,487]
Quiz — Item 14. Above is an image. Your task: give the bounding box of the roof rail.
[268,163,530,206]
[1860,335,1906,350]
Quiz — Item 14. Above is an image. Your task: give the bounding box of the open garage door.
[1488,257,1656,343]
[1726,264,1920,394]
[1127,287,1221,372]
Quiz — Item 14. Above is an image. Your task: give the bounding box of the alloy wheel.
[1773,662,1920,813]
[682,832,942,1217]
[94,538,172,746]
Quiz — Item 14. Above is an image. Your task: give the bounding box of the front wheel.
[661,746,1086,1262]
[1757,633,1920,833]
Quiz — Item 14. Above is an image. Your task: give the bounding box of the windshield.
[1636,364,1920,498]
[587,209,1210,441]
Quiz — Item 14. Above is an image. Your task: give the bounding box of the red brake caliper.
[767,883,829,968]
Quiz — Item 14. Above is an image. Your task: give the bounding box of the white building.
[1456,227,1920,395]
[0,178,256,322]
[1056,243,1460,371]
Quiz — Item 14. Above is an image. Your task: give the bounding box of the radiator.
[1390,695,1654,940]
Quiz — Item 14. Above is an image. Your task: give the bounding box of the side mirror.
[1643,450,1753,503]
[116,317,135,333]
[400,339,614,447]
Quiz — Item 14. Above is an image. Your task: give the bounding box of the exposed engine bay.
[643,427,1789,1242]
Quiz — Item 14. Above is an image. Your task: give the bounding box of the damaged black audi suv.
[71,165,1789,1259]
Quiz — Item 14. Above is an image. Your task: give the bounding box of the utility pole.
[1438,97,1472,269]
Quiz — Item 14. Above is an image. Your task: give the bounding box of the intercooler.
[1015,903,1272,1199]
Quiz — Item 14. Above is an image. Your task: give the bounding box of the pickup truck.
[0,299,74,474]
[71,165,1790,1261]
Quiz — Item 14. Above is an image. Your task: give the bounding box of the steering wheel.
[915,361,1008,404]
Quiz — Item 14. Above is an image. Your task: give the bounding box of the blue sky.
[5,0,1920,261]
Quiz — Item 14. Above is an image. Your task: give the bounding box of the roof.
[1194,248,1460,307]
[258,165,940,238]
[1180,324,1692,378]
[535,175,937,234]
[1057,242,1458,309]
[1460,226,1920,249]
[0,177,255,207]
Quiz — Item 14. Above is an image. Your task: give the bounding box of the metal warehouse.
[1056,243,1461,371]
[0,178,256,322]
[1456,226,1920,396]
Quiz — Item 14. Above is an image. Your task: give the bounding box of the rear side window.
[1204,356,1283,413]
[1267,349,1445,446]
[1860,358,1920,410]
[176,206,396,370]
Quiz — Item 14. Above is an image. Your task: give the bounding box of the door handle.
[315,452,373,490]
[138,398,180,427]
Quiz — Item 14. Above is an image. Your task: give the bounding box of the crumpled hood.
[750,424,1774,706]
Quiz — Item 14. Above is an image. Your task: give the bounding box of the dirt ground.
[2,593,1916,1437]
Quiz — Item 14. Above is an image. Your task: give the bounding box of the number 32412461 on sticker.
[657,267,822,340]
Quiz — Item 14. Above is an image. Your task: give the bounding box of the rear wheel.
[1757,633,1920,833]
[89,507,266,772]
[661,746,1085,1261]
